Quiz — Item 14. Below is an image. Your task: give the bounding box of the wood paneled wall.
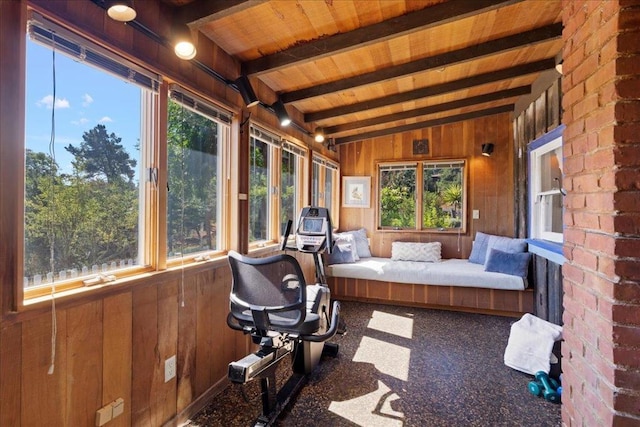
[338,112,516,259]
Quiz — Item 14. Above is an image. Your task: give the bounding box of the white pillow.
[391,241,441,262]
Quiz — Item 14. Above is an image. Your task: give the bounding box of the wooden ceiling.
[163,0,563,145]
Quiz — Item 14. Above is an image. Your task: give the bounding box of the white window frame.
[312,153,340,226]
[529,127,564,243]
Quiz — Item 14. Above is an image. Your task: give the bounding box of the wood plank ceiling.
[164,0,563,145]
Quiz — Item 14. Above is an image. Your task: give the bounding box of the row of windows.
[23,15,338,299]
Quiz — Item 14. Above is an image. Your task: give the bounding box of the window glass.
[24,23,155,290]
[312,154,339,224]
[249,135,271,243]
[423,161,465,230]
[379,164,416,229]
[167,93,229,258]
[280,143,306,232]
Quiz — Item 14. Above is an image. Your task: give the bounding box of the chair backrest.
[227,250,308,334]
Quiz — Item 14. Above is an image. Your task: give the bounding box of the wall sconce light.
[481,143,494,157]
[235,75,259,108]
[106,0,137,22]
[173,23,197,60]
[314,128,325,143]
[324,138,337,152]
[272,99,291,127]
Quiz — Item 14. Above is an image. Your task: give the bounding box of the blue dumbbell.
[528,371,561,403]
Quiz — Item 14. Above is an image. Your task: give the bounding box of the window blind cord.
[47,33,58,376]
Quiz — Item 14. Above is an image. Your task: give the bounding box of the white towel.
[504,313,563,375]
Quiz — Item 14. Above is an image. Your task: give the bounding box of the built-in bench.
[324,232,534,317]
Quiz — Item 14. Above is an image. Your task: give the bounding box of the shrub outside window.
[379,163,417,229]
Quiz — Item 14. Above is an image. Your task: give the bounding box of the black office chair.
[226,250,340,426]
[227,250,321,340]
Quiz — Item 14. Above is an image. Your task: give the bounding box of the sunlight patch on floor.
[367,310,414,339]
[328,380,404,427]
[352,336,410,381]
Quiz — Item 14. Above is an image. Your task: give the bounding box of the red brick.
[614,213,640,235]
[616,56,640,77]
[585,58,617,94]
[574,211,603,230]
[615,259,640,280]
[618,30,640,54]
[613,144,640,166]
[614,191,640,212]
[612,388,640,416]
[614,99,640,123]
[616,77,640,99]
[608,301,640,325]
[589,191,616,212]
[573,173,600,192]
[614,368,640,389]
[614,168,640,191]
[563,81,586,112]
[585,107,617,137]
[566,228,587,245]
[585,232,616,253]
[615,237,640,258]
[585,148,616,170]
[612,281,640,303]
[564,153,586,174]
[619,6,640,29]
[597,254,617,278]
[584,270,618,298]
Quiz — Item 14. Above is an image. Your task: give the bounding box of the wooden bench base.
[327,276,533,318]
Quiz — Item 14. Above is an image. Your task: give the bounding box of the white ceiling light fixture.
[174,24,197,60]
[106,0,137,22]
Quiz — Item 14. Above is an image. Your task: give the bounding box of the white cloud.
[98,116,113,123]
[82,93,94,107]
[71,118,90,126]
[36,94,70,109]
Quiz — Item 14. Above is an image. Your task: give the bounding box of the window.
[529,126,564,243]
[312,154,339,223]
[167,85,231,260]
[249,125,280,245]
[423,160,466,231]
[379,163,417,229]
[281,141,307,233]
[24,15,159,294]
[378,160,467,232]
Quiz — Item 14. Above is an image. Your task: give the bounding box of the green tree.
[66,124,137,184]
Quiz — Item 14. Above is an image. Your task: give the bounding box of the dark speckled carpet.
[187,301,561,427]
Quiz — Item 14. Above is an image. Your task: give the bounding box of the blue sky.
[26,38,142,177]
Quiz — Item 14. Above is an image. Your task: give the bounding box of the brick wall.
[561,0,640,425]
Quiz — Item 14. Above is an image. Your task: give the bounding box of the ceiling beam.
[281,23,561,104]
[176,0,266,27]
[305,57,555,122]
[242,0,523,76]
[323,86,531,135]
[334,105,514,145]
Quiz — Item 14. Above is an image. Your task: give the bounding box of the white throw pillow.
[391,241,441,262]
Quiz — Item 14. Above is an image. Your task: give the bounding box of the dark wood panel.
[535,256,550,320]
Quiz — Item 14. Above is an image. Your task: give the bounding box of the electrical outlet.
[165,355,176,383]
[472,209,480,219]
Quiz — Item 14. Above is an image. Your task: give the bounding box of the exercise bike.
[226,207,342,426]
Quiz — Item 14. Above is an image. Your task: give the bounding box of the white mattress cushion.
[326,257,526,291]
[391,241,441,262]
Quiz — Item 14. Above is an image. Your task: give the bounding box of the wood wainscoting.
[327,277,533,318]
